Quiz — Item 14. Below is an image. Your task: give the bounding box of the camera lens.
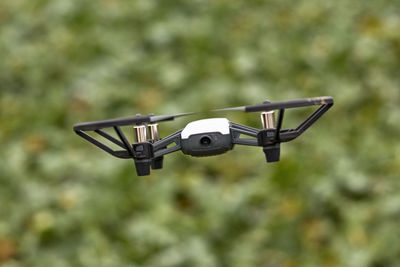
[200,136,211,146]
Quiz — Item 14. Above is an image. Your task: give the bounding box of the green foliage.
[1,0,400,266]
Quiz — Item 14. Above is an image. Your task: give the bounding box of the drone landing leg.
[132,143,154,176]
[135,159,152,176]
[151,156,164,170]
[263,143,280,162]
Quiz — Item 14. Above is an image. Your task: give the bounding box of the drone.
[73,96,334,176]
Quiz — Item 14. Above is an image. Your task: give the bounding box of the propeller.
[213,96,334,113]
[73,112,195,131]
[149,112,194,123]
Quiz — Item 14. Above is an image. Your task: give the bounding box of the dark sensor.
[200,136,212,146]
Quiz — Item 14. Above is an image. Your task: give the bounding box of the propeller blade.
[212,106,246,112]
[149,112,195,123]
[213,96,334,113]
[73,115,151,131]
[244,96,334,112]
[74,112,195,131]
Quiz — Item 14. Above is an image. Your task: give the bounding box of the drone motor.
[134,125,147,143]
[261,111,275,129]
[149,124,160,141]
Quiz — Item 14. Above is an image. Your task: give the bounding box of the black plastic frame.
[73,96,333,175]
[230,96,334,145]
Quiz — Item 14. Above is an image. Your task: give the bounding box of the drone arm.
[230,123,259,146]
[114,126,136,158]
[295,103,333,134]
[275,109,284,141]
[230,122,260,134]
[232,138,259,146]
[278,102,333,142]
[230,99,332,162]
[74,124,138,160]
[153,130,183,157]
[94,129,126,149]
[74,130,131,159]
[154,145,181,158]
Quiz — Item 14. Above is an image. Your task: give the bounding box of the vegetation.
[1,0,400,266]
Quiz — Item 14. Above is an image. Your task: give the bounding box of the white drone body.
[181,118,230,139]
[180,118,233,157]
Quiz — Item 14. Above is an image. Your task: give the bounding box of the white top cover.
[181,118,230,139]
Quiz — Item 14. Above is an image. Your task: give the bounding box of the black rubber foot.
[263,144,281,162]
[135,159,151,176]
[151,156,164,170]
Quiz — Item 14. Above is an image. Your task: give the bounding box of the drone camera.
[181,132,233,157]
[200,136,212,146]
[180,118,233,157]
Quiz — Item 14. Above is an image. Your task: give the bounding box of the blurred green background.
[1,0,400,266]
